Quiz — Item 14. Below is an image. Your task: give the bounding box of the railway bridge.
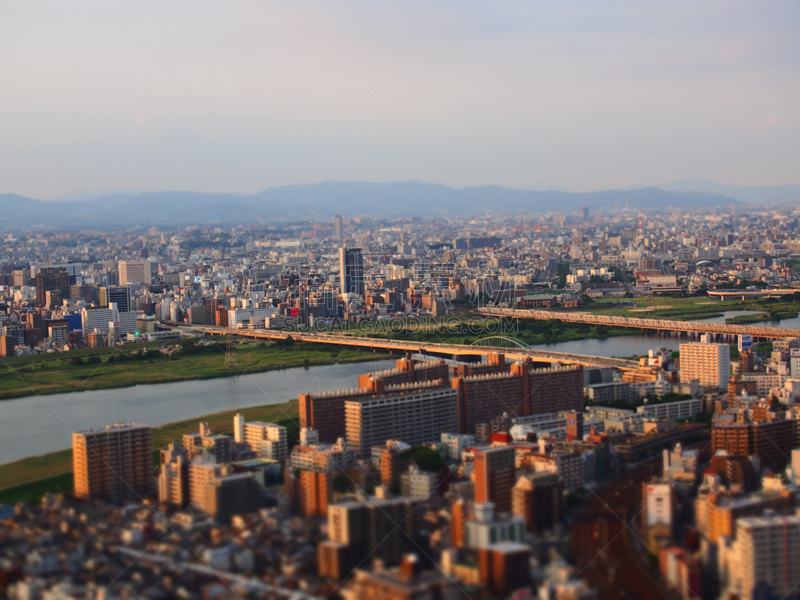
[477,307,800,340]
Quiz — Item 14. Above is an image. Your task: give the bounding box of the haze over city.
[1,0,799,200]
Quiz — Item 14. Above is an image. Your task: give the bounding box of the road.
[570,460,669,600]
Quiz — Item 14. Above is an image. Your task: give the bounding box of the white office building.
[119,260,152,285]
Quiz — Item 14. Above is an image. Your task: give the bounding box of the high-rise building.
[318,498,422,579]
[188,460,261,521]
[35,268,71,308]
[183,423,232,464]
[72,423,153,502]
[379,441,413,490]
[300,388,370,444]
[345,382,458,456]
[334,214,342,241]
[233,413,245,443]
[339,247,364,296]
[452,363,583,435]
[285,469,332,518]
[158,443,189,508]
[119,259,151,285]
[0,336,14,357]
[241,420,287,462]
[680,340,731,389]
[100,286,131,313]
[711,417,796,472]
[512,472,564,534]
[721,515,800,600]
[473,445,516,513]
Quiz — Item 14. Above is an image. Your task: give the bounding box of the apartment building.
[345,382,458,456]
[679,340,730,389]
[473,445,516,513]
[720,515,800,600]
[73,423,153,502]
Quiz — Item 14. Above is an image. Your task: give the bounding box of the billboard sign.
[738,334,752,352]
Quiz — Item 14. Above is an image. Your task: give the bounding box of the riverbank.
[0,340,391,401]
[0,399,300,504]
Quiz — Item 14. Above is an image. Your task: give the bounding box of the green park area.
[0,337,390,401]
[0,399,300,505]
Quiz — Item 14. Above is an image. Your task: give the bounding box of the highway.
[168,324,639,370]
[478,306,800,339]
[570,460,669,600]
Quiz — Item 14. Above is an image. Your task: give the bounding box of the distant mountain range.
[0,179,796,228]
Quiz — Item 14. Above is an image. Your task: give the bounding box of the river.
[0,359,396,463]
[4,309,800,463]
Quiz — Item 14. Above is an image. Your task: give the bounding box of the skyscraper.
[334,214,343,241]
[99,286,131,313]
[339,247,364,296]
[35,267,71,308]
[73,423,153,502]
[119,259,151,285]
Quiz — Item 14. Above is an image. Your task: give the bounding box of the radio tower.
[638,212,644,243]
[225,333,238,370]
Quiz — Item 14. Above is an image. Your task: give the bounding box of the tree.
[69,356,84,366]
[333,473,351,493]
[275,335,295,348]
[413,446,444,472]
[85,355,101,365]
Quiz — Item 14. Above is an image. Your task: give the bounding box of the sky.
[1,0,799,200]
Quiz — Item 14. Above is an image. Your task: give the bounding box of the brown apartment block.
[303,361,584,447]
[452,364,584,435]
[73,423,153,502]
[478,544,531,597]
[299,388,371,444]
[473,445,516,513]
[380,446,413,489]
[357,357,450,392]
[711,418,797,472]
[453,352,509,378]
[285,470,332,518]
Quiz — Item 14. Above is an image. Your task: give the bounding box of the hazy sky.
[1,0,799,199]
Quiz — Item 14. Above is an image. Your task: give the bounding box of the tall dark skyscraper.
[100,286,132,313]
[339,247,364,296]
[35,268,71,308]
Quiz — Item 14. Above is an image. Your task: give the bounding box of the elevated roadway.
[170,324,638,371]
[478,306,800,340]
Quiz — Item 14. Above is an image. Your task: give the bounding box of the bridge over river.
[173,324,639,371]
[477,307,800,340]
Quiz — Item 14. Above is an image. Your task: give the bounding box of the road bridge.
[477,307,800,340]
[169,324,638,370]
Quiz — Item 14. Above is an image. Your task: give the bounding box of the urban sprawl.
[3,207,800,599]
